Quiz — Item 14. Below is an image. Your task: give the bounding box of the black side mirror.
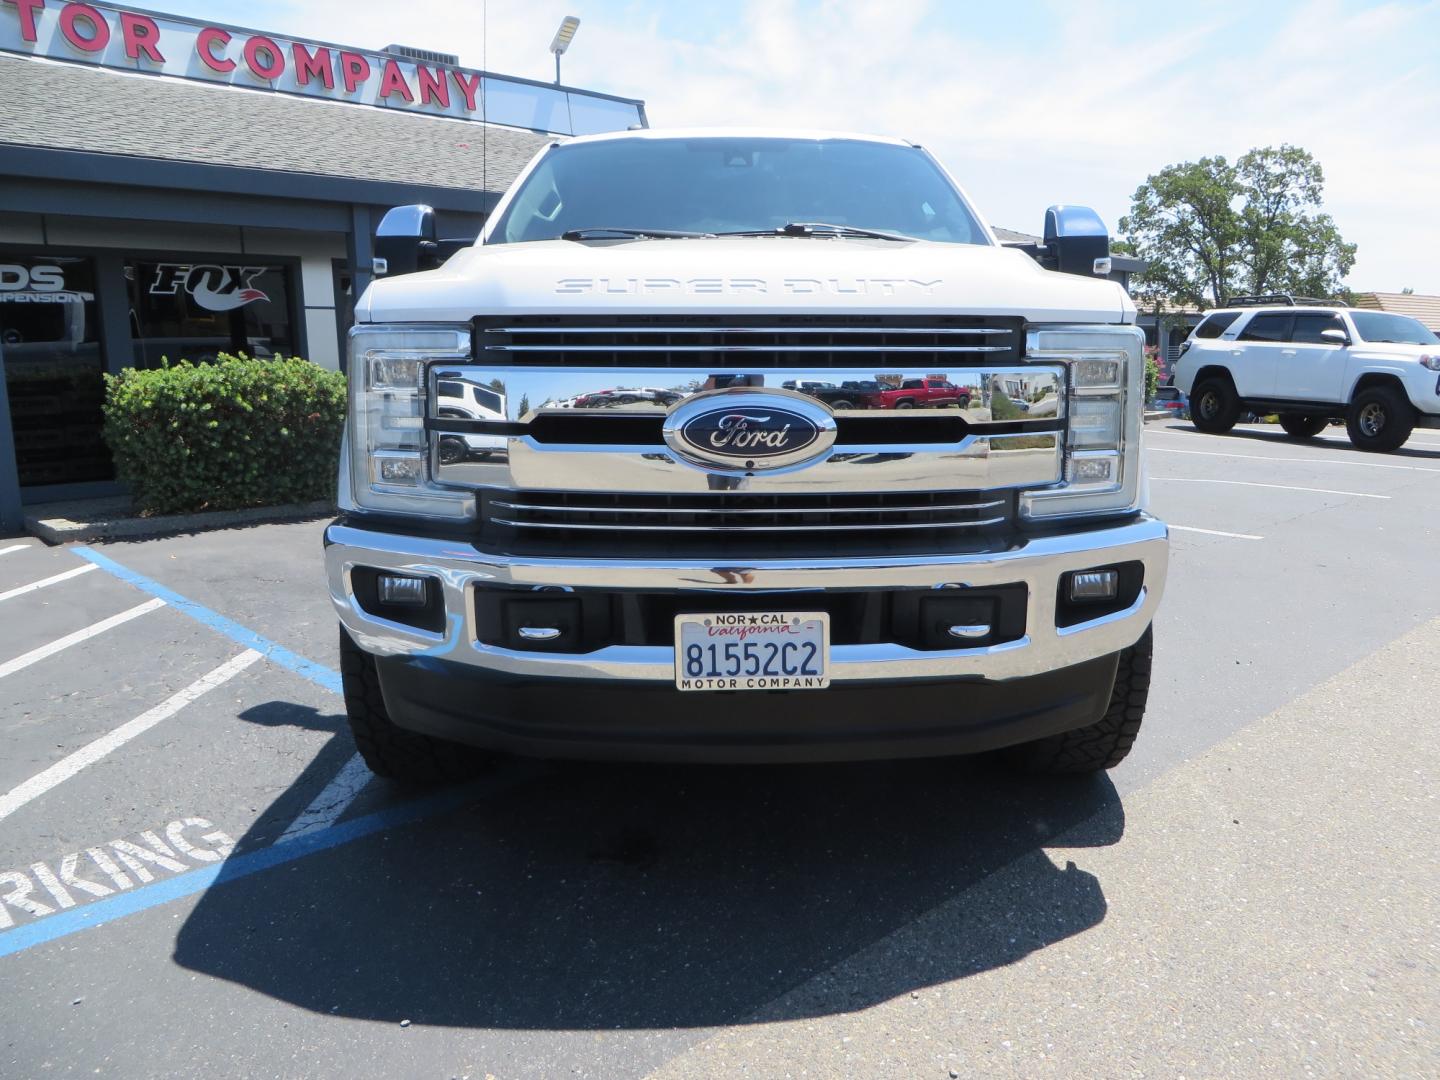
[374,204,439,277]
[1042,205,1111,277]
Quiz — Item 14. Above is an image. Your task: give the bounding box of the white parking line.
[0,598,166,680]
[1146,446,1440,473]
[0,564,98,603]
[277,753,373,842]
[0,650,262,823]
[1169,524,1264,540]
[1151,478,1390,499]
[0,544,30,558]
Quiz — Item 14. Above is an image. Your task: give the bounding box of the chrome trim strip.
[489,516,1009,532]
[489,499,1007,515]
[484,344,1013,353]
[484,326,1015,336]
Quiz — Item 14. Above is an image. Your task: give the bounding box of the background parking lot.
[1,420,1437,1079]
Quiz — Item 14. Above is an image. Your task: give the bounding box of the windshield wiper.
[560,227,716,241]
[716,221,918,241]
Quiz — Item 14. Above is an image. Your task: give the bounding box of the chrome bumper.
[325,515,1168,683]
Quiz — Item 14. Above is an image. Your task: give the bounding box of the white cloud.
[254,0,1440,291]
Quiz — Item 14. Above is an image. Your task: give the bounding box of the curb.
[26,499,336,544]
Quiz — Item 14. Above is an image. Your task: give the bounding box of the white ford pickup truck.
[325,129,1168,782]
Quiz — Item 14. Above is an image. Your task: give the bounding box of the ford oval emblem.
[662,388,837,473]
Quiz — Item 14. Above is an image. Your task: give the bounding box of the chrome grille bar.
[485,326,1014,336]
[485,344,1012,353]
[488,516,1010,533]
[490,499,1006,515]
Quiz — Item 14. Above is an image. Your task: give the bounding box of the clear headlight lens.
[345,324,474,521]
[1419,354,1440,372]
[1020,329,1145,522]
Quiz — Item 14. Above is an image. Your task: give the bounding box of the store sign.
[0,0,644,134]
[149,263,270,313]
[0,262,94,303]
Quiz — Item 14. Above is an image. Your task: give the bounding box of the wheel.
[1278,413,1328,439]
[1005,626,1152,774]
[894,399,915,409]
[1190,377,1240,433]
[828,399,855,410]
[1346,385,1415,452]
[437,435,468,465]
[338,628,492,784]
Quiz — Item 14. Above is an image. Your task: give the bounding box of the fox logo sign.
[149,264,271,312]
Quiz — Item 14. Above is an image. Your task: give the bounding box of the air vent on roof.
[383,44,460,67]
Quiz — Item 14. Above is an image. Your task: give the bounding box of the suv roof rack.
[1223,293,1348,308]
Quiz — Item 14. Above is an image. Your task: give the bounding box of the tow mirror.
[1320,328,1350,345]
[372,206,480,277]
[1041,205,1111,278]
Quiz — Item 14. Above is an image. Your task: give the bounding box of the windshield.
[1349,311,1439,345]
[490,137,988,245]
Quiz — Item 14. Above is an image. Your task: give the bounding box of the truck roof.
[557,126,918,149]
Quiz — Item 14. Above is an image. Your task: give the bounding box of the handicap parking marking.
[72,545,341,696]
[0,651,262,824]
[0,598,166,680]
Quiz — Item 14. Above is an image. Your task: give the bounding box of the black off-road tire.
[1346,385,1415,452]
[1278,413,1328,439]
[339,628,492,785]
[1190,377,1241,433]
[829,399,855,410]
[1005,626,1153,774]
[894,399,915,409]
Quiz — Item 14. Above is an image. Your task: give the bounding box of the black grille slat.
[473,314,1023,368]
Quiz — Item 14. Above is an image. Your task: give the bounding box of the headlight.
[1019,325,1145,521]
[1420,354,1440,372]
[344,324,474,521]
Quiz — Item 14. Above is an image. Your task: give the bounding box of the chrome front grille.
[481,489,1013,537]
[473,314,1024,367]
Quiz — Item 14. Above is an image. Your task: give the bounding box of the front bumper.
[325,513,1167,685]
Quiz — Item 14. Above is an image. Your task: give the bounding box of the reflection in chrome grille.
[474,314,1024,367]
[481,489,1013,535]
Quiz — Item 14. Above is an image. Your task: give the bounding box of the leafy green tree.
[1119,145,1355,307]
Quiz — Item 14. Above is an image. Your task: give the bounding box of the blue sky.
[157,1,1440,291]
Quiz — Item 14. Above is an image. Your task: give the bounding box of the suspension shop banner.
[0,0,643,134]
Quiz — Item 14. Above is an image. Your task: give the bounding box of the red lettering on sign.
[339,51,370,94]
[243,34,284,80]
[378,58,413,102]
[119,11,164,63]
[291,42,334,89]
[195,27,234,72]
[58,3,108,53]
[3,0,45,43]
[451,69,481,112]
[416,64,449,108]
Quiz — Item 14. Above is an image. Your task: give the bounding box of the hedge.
[102,353,347,515]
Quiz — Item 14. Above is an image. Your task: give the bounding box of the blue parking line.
[0,782,478,959]
[72,545,342,695]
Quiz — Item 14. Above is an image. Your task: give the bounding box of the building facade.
[0,1,644,524]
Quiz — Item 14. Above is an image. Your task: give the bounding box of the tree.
[1118,145,1355,308]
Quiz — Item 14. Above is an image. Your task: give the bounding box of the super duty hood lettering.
[555,277,943,296]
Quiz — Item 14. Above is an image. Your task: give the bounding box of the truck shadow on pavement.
[1154,422,1440,459]
[172,745,1122,1029]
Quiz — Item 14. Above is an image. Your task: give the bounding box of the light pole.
[549,16,580,85]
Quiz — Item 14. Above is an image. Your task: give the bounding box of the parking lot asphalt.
[1,419,1437,1079]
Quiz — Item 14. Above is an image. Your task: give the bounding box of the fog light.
[1067,569,1119,603]
[378,575,429,607]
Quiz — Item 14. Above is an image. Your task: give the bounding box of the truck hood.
[357,237,1135,325]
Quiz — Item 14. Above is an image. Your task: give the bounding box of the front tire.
[1190,377,1240,433]
[1005,626,1152,774]
[1346,385,1415,452]
[1278,413,1328,439]
[339,628,492,785]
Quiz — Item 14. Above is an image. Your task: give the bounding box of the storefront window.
[0,254,111,487]
[125,259,296,367]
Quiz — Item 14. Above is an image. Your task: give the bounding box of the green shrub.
[1144,352,1161,400]
[103,353,347,515]
[989,389,1025,421]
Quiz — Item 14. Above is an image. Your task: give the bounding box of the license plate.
[674,612,830,691]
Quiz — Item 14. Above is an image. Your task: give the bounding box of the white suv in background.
[1171,296,1440,451]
